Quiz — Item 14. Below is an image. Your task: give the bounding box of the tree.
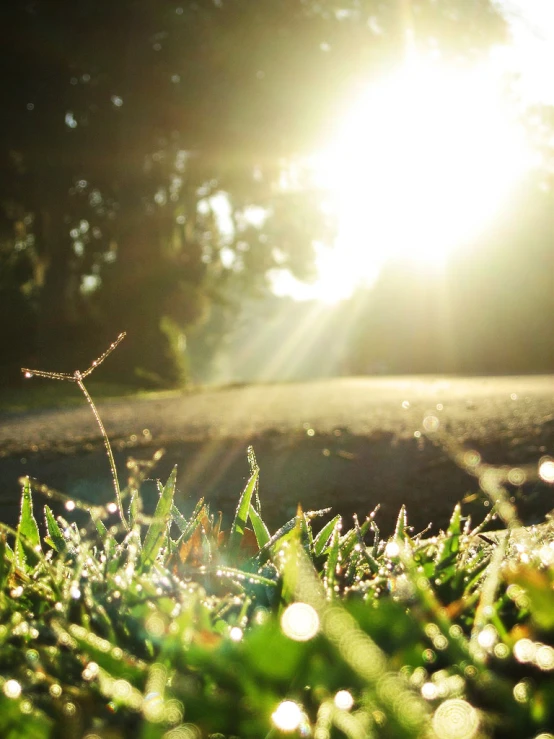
[0,0,508,384]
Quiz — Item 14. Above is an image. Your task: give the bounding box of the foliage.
[0,0,508,384]
[2,444,554,737]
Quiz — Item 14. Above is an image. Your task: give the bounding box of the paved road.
[1,376,553,533]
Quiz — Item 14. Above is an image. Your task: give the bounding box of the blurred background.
[1,0,553,390]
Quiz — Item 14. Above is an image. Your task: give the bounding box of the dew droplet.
[334,690,354,710]
[423,415,440,433]
[62,702,77,716]
[229,627,243,642]
[3,680,22,699]
[432,699,479,739]
[507,467,526,486]
[513,680,531,703]
[421,682,438,700]
[514,638,536,664]
[477,624,497,650]
[272,701,303,732]
[536,645,554,671]
[281,603,319,641]
[539,458,554,484]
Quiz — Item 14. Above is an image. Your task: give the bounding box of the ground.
[0,375,553,534]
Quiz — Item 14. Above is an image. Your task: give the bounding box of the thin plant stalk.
[21,333,129,531]
[74,371,128,530]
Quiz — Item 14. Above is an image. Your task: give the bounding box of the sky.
[497,0,554,104]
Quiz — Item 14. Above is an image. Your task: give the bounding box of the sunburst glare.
[304,57,534,302]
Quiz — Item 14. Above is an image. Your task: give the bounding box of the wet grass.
[2,449,554,738]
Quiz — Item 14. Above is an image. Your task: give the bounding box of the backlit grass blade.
[248,503,270,549]
[394,504,408,543]
[435,503,463,584]
[44,506,66,553]
[140,465,177,569]
[128,488,140,529]
[354,516,380,574]
[204,565,278,589]
[300,507,314,551]
[323,521,341,598]
[247,445,261,513]
[314,514,342,557]
[228,469,259,557]
[254,517,299,565]
[15,477,41,570]
[258,507,333,564]
[171,503,192,534]
[90,510,116,560]
[471,534,507,648]
[339,517,371,561]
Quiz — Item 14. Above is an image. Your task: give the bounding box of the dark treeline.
[1,0,550,385]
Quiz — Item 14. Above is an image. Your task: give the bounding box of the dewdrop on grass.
[272,701,303,732]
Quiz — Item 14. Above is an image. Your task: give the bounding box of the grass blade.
[128,488,140,529]
[435,503,463,585]
[394,504,408,543]
[248,503,270,549]
[339,517,371,561]
[44,506,67,553]
[314,514,342,557]
[323,521,341,598]
[247,445,261,513]
[15,477,41,570]
[90,510,117,560]
[171,503,193,534]
[140,466,177,569]
[228,469,259,557]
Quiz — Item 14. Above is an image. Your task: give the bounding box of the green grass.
[2,448,554,738]
[0,382,184,414]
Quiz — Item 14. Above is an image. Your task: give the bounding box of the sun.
[307,58,533,302]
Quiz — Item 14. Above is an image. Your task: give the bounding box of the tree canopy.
[0,0,510,384]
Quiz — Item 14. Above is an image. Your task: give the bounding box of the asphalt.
[1,375,553,534]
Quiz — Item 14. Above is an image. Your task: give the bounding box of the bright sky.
[271,1,554,303]
[499,0,554,104]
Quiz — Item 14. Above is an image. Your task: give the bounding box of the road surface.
[1,376,553,534]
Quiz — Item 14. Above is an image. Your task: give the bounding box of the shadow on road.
[2,426,553,537]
